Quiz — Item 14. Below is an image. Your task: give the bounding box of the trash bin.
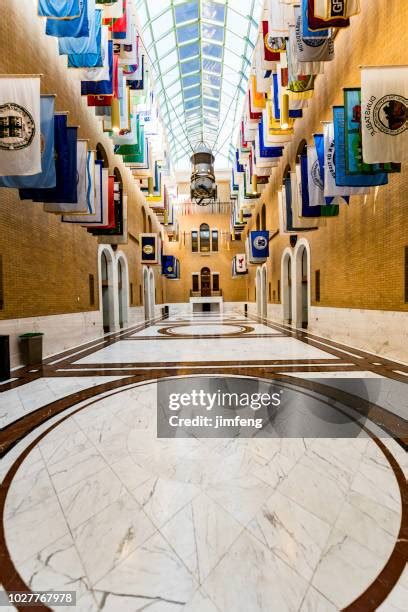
[244,303,248,316]
[19,333,44,366]
[0,335,10,381]
[163,305,169,317]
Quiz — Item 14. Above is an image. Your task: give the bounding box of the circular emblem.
[265,34,286,52]
[167,266,173,272]
[143,245,154,255]
[0,103,36,150]
[373,95,408,135]
[311,160,323,189]
[254,236,267,250]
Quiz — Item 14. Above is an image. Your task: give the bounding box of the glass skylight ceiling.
[135,0,263,169]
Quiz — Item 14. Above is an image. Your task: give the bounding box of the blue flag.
[59,3,100,56]
[249,231,269,262]
[314,133,349,204]
[0,96,56,189]
[333,106,388,188]
[162,256,177,278]
[20,124,78,204]
[46,0,90,38]
[67,10,103,68]
[39,0,81,18]
[81,41,113,95]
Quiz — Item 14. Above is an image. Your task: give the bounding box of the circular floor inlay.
[2,378,404,612]
[158,323,254,337]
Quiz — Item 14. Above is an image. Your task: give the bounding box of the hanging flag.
[81,167,110,227]
[314,132,347,204]
[295,8,334,62]
[268,0,294,36]
[361,66,408,164]
[344,88,388,175]
[307,145,325,206]
[162,255,176,278]
[247,231,269,264]
[286,28,316,98]
[333,106,388,187]
[59,5,100,56]
[88,174,115,230]
[43,140,88,213]
[235,254,248,275]
[0,95,55,188]
[141,233,159,264]
[81,33,112,86]
[307,0,350,30]
[38,0,81,19]
[323,122,369,197]
[301,0,329,38]
[102,0,123,19]
[314,0,360,19]
[46,0,91,38]
[0,76,41,177]
[62,157,104,224]
[20,124,78,203]
[67,11,103,68]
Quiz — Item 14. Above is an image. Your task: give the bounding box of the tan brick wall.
[164,181,246,303]
[246,0,408,312]
[0,0,163,321]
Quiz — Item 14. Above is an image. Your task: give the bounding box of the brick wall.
[0,0,163,322]
[246,0,408,313]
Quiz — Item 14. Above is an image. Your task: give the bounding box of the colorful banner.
[59,6,101,56]
[44,140,88,213]
[0,95,55,188]
[0,76,41,177]
[361,66,408,164]
[307,145,325,207]
[323,122,369,197]
[314,0,360,19]
[67,11,103,68]
[46,0,91,38]
[333,106,388,187]
[38,0,81,19]
[141,233,159,264]
[295,8,334,62]
[247,231,269,263]
[307,0,350,30]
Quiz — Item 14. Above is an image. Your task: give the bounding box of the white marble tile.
[203,529,308,612]
[48,446,108,493]
[4,496,68,565]
[39,427,91,467]
[72,492,156,586]
[131,477,200,529]
[350,455,401,514]
[183,589,220,612]
[312,528,389,609]
[247,490,331,582]
[58,466,126,529]
[0,376,126,428]
[4,463,55,519]
[18,533,90,600]
[161,492,244,584]
[74,336,335,365]
[205,475,273,527]
[110,456,152,491]
[277,459,347,525]
[299,586,337,611]
[93,531,197,606]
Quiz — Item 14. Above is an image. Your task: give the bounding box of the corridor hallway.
[0,313,407,611]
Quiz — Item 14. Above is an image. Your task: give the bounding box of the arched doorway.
[100,248,115,332]
[295,240,311,329]
[117,256,129,329]
[200,267,211,297]
[282,250,293,325]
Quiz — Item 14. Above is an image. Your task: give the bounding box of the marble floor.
[0,312,407,611]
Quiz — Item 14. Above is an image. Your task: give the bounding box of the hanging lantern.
[190,142,217,206]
